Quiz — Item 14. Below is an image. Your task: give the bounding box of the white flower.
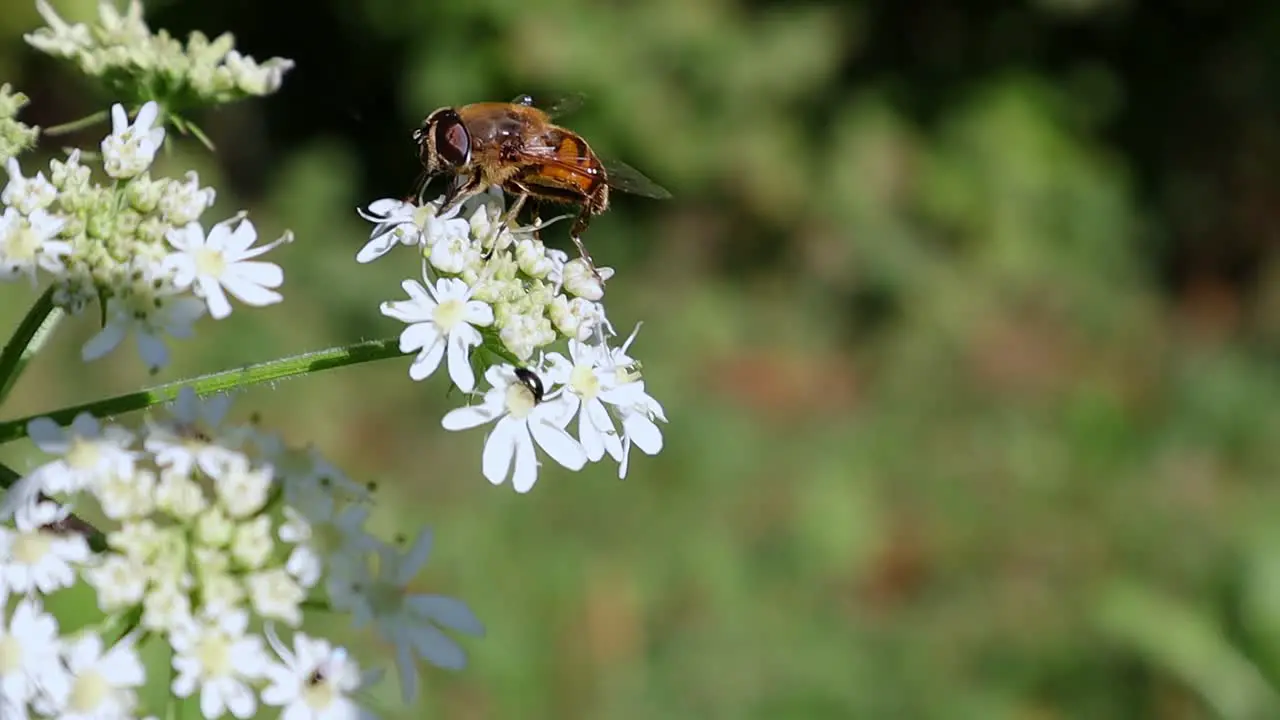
[2,158,57,214]
[549,296,609,342]
[145,387,243,479]
[343,530,483,704]
[544,340,627,464]
[0,598,65,717]
[164,216,288,319]
[427,228,481,274]
[81,276,207,370]
[0,207,71,286]
[24,0,93,56]
[561,258,613,300]
[381,275,494,392]
[101,101,165,179]
[355,198,466,263]
[214,455,272,518]
[159,171,217,225]
[246,568,306,627]
[263,629,372,720]
[41,633,145,720]
[442,365,587,493]
[83,554,147,611]
[20,413,137,497]
[0,500,91,595]
[171,610,269,719]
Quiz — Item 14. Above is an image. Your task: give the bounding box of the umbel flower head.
[25,0,294,108]
[0,98,293,371]
[359,188,668,492]
[0,387,482,717]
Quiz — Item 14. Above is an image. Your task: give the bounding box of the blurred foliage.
[3,0,1280,718]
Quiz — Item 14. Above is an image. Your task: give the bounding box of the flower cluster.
[0,99,292,370]
[359,191,668,492]
[0,85,38,165]
[0,388,482,718]
[25,0,293,107]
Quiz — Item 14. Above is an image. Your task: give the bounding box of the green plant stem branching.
[0,337,408,446]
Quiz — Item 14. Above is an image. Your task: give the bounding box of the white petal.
[441,394,505,430]
[409,339,445,382]
[406,595,485,636]
[463,300,493,326]
[198,277,233,319]
[81,321,126,361]
[481,418,519,486]
[625,414,663,455]
[445,327,480,392]
[221,272,283,307]
[530,415,588,471]
[136,330,170,369]
[510,425,539,493]
[399,322,441,354]
[226,260,283,289]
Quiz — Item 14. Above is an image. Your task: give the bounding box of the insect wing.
[602,158,672,199]
[511,92,587,120]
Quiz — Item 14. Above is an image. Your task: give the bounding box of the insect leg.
[569,211,604,284]
[438,173,483,215]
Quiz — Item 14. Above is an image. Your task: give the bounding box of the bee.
[410,94,670,276]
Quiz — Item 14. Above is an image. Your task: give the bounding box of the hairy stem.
[0,286,65,404]
[0,337,407,445]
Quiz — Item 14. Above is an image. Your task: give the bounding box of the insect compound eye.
[431,109,471,168]
[513,367,545,404]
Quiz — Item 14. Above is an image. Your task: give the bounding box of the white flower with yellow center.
[100,101,165,179]
[164,216,289,320]
[381,274,494,393]
[543,340,629,464]
[442,364,587,492]
[170,609,269,719]
[0,500,90,595]
[42,633,144,720]
[20,413,136,497]
[263,630,373,720]
[0,598,65,717]
[0,207,70,286]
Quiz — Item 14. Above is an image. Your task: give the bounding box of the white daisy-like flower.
[0,597,66,716]
[0,207,71,286]
[39,633,145,720]
[170,610,270,719]
[18,413,137,498]
[81,276,208,370]
[0,500,91,595]
[442,364,588,493]
[164,216,289,320]
[342,529,483,704]
[2,158,57,215]
[263,629,374,720]
[101,101,166,179]
[544,340,627,464]
[356,198,466,263]
[381,274,494,392]
[613,384,667,479]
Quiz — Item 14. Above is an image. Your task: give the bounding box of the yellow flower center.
[69,670,109,712]
[0,635,23,674]
[12,531,51,565]
[432,298,465,332]
[196,633,232,677]
[194,246,226,278]
[569,363,600,402]
[504,382,538,420]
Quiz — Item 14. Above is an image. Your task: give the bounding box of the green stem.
[0,286,65,404]
[0,337,407,445]
[42,109,110,136]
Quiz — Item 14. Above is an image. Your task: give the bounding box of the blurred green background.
[4,0,1280,717]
